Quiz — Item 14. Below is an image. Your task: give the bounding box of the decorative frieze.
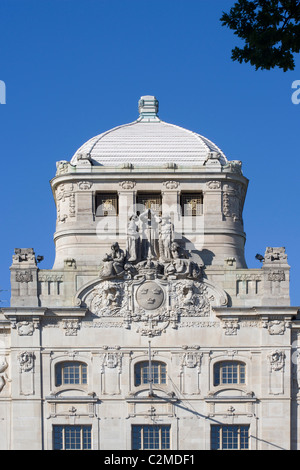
[38,274,63,282]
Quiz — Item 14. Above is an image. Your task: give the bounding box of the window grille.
[96,192,118,216]
[136,193,162,213]
[181,192,203,216]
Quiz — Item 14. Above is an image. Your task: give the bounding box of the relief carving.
[17,321,35,336]
[268,350,285,371]
[163,181,179,190]
[56,184,76,223]
[18,351,35,372]
[206,181,221,190]
[0,357,10,393]
[268,271,286,282]
[264,247,288,264]
[15,271,33,283]
[100,347,123,395]
[222,183,242,222]
[222,320,239,336]
[119,180,136,190]
[12,248,36,265]
[268,320,286,336]
[76,210,227,337]
[180,346,202,395]
[56,161,70,175]
[78,181,93,190]
[62,319,81,336]
[171,280,210,317]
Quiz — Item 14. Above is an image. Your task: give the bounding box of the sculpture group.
[100,209,204,281]
[76,210,227,336]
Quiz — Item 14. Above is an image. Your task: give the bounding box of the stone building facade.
[0,96,299,450]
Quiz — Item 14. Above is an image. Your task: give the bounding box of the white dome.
[70,96,227,167]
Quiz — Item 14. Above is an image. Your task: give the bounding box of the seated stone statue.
[101,242,125,278]
[165,242,202,279]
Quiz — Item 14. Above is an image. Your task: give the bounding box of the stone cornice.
[1,307,88,320]
[213,306,299,319]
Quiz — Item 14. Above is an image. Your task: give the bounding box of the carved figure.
[268,350,285,371]
[87,281,126,316]
[101,242,125,278]
[159,215,174,260]
[18,351,35,372]
[165,242,202,279]
[0,357,10,392]
[126,214,140,262]
[264,247,288,264]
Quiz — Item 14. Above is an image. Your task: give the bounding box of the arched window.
[55,361,88,386]
[214,361,246,386]
[134,361,167,386]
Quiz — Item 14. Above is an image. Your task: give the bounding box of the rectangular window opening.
[132,425,171,450]
[136,193,162,214]
[211,425,249,450]
[180,192,203,217]
[53,425,92,450]
[96,192,118,217]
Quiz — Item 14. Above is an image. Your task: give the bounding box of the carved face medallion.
[136,281,164,310]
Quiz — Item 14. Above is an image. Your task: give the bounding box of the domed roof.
[70,96,228,167]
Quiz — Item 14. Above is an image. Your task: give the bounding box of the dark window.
[181,192,203,216]
[55,361,87,386]
[136,193,162,214]
[132,425,170,450]
[53,425,92,450]
[96,192,118,216]
[134,361,167,386]
[214,361,246,386]
[211,425,249,450]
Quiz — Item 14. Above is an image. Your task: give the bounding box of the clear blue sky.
[0,0,299,306]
